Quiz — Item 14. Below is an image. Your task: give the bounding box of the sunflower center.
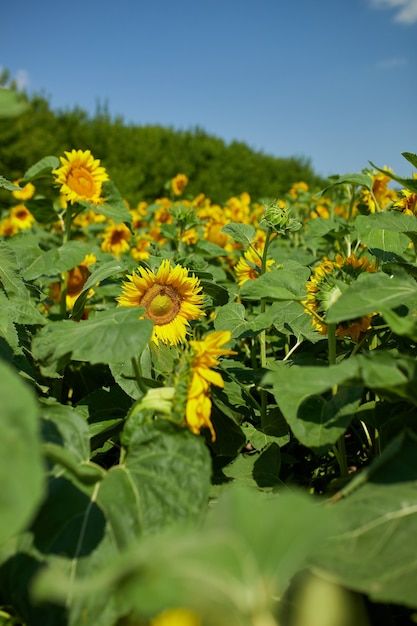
[141,284,181,325]
[67,167,95,198]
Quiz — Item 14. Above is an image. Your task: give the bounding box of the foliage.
[0,75,325,207]
[1,118,417,625]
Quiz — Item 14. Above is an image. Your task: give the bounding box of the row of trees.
[0,70,326,205]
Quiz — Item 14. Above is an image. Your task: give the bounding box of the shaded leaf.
[313,430,417,609]
[0,361,44,544]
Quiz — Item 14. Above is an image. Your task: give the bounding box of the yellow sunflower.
[12,180,35,201]
[235,245,274,287]
[53,149,109,205]
[100,221,132,257]
[393,189,417,217]
[171,173,189,196]
[117,260,205,346]
[150,607,201,626]
[0,217,19,238]
[49,254,97,310]
[186,330,236,440]
[9,204,35,230]
[303,253,377,341]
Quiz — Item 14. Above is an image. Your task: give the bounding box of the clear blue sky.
[2,0,417,180]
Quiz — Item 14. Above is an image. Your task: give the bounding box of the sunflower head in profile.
[303,253,377,342]
[53,149,109,205]
[117,259,205,346]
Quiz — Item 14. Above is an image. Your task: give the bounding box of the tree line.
[0,70,326,206]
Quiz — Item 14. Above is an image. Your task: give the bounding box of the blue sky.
[2,0,417,180]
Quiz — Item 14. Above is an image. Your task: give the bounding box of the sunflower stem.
[131,356,148,395]
[258,228,273,425]
[327,323,349,478]
[59,206,73,317]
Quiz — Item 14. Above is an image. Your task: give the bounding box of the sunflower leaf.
[0,360,45,545]
[21,155,60,183]
[32,307,153,375]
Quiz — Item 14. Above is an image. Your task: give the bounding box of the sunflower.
[117,260,205,345]
[360,168,398,212]
[12,180,35,201]
[9,204,35,230]
[49,254,97,310]
[303,253,377,341]
[393,189,417,217]
[186,330,236,440]
[53,149,109,205]
[0,217,19,238]
[100,221,132,257]
[150,607,201,626]
[171,173,189,196]
[235,245,274,287]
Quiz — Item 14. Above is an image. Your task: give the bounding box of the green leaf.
[221,222,256,247]
[25,197,58,224]
[71,260,123,321]
[32,487,338,625]
[97,421,212,545]
[252,442,281,487]
[32,307,153,375]
[326,271,417,324]
[214,302,272,338]
[263,360,361,451]
[0,175,22,191]
[313,430,417,609]
[23,240,91,281]
[89,180,132,225]
[239,265,309,301]
[320,173,373,195]
[401,151,417,169]
[199,279,229,306]
[0,241,30,298]
[0,361,44,544]
[22,155,60,183]
[356,211,417,235]
[369,161,417,193]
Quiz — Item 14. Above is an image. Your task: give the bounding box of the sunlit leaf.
[32,307,153,375]
[23,240,91,281]
[221,222,256,247]
[326,271,417,323]
[22,155,60,183]
[240,265,309,301]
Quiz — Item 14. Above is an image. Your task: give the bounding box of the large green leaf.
[263,360,361,452]
[22,155,60,183]
[221,222,256,247]
[32,307,153,375]
[320,173,373,194]
[87,180,132,225]
[240,265,309,301]
[113,421,211,534]
[325,271,417,324]
[23,240,91,281]
[32,487,338,625]
[214,302,273,338]
[0,361,44,545]
[313,429,417,609]
[0,241,30,298]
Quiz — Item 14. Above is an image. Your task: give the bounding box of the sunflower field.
[1,113,417,626]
